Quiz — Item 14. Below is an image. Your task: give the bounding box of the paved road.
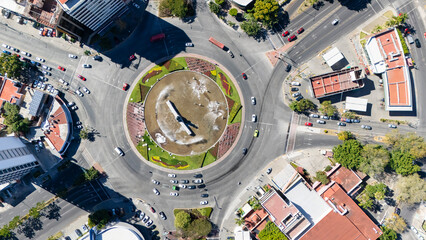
[0,0,424,238]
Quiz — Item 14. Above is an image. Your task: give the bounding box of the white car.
[332,19,339,25]
[200,201,208,205]
[142,215,149,223]
[71,106,78,110]
[69,54,77,59]
[2,44,8,48]
[170,192,179,196]
[153,188,160,195]
[251,97,256,105]
[168,173,176,178]
[388,124,397,128]
[39,28,43,35]
[292,92,300,97]
[178,184,187,188]
[75,90,84,97]
[170,180,178,184]
[77,125,83,129]
[39,76,48,81]
[290,82,301,86]
[68,102,75,107]
[42,65,52,70]
[82,64,92,68]
[82,87,90,94]
[185,42,194,47]
[21,51,31,57]
[252,114,257,123]
[316,120,326,124]
[193,179,203,184]
[151,179,160,185]
[320,116,329,120]
[36,57,45,62]
[42,71,52,76]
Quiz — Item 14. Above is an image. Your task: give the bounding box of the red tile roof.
[0,77,24,108]
[310,67,364,98]
[244,208,269,232]
[44,97,70,153]
[315,165,363,196]
[301,183,382,240]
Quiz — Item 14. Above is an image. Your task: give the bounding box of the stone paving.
[126,102,145,146]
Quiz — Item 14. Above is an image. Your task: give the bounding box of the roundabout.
[126,55,243,170]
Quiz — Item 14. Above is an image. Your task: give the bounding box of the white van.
[115,147,124,156]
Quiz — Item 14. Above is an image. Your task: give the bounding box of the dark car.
[201,194,209,198]
[297,27,304,34]
[188,185,196,189]
[395,208,400,215]
[414,39,421,48]
[242,73,247,80]
[242,148,247,155]
[93,55,103,61]
[285,63,291,72]
[122,83,129,91]
[194,174,203,178]
[288,35,296,42]
[291,88,299,92]
[75,229,82,237]
[197,184,206,189]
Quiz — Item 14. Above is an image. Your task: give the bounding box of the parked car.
[82,87,90,94]
[75,90,83,97]
[170,192,179,196]
[291,82,301,86]
[187,185,196,189]
[297,27,304,34]
[75,229,83,237]
[185,42,194,47]
[414,39,421,48]
[123,83,129,91]
[146,219,153,227]
[227,50,234,58]
[194,174,203,178]
[142,215,150,223]
[153,188,160,195]
[200,201,208,205]
[266,168,272,174]
[309,114,319,118]
[352,119,360,123]
[193,179,203,184]
[36,57,45,62]
[305,122,313,126]
[21,51,31,57]
[82,64,92,68]
[178,184,187,188]
[42,71,51,76]
[242,73,247,80]
[93,55,102,61]
[78,75,86,81]
[242,148,247,155]
[288,35,296,42]
[170,180,178,184]
[151,179,160,185]
[168,173,176,178]
[69,54,77,59]
[320,116,329,120]
[42,65,51,70]
[133,3,141,8]
[201,194,209,198]
[253,130,259,137]
[337,122,346,126]
[316,120,326,124]
[295,95,303,101]
[282,31,289,37]
[361,125,372,130]
[58,66,66,71]
[291,87,299,92]
[159,211,167,220]
[388,124,397,128]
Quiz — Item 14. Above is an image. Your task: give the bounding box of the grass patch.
[383,10,394,19]
[129,84,142,103]
[202,151,216,167]
[360,31,367,40]
[197,207,213,217]
[174,57,188,68]
[230,104,242,124]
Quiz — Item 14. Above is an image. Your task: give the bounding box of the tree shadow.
[337,0,371,11]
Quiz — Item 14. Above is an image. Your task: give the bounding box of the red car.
[122,83,129,91]
[282,31,289,37]
[58,66,66,71]
[129,54,136,61]
[78,75,86,81]
[305,122,313,126]
[242,73,247,80]
[150,207,155,213]
[297,27,304,34]
[288,35,296,42]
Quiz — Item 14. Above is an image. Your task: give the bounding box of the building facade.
[0,137,39,185]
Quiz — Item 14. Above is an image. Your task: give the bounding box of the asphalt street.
[0,0,424,238]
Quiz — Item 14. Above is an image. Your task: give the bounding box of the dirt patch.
[144,71,228,156]
[209,143,219,158]
[140,84,150,102]
[142,70,162,83]
[226,96,235,113]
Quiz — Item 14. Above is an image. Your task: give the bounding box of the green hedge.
[396,28,410,55]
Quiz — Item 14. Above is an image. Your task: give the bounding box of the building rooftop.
[314,164,363,196]
[301,183,382,240]
[365,28,412,111]
[310,67,364,98]
[81,221,144,240]
[0,77,25,108]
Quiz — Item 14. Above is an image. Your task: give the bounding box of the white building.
[57,0,128,32]
[0,137,39,186]
[82,221,144,240]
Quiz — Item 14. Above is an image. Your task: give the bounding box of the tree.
[359,144,390,177]
[0,226,13,239]
[12,117,30,133]
[337,131,354,141]
[79,127,89,140]
[390,151,420,176]
[235,217,245,226]
[384,214,406,233]
[175,211,192,229]
[314,171,329,184]
[372,25,383,33]
[252,0,279,27]
[289,99,316,113]
[215,0,225,5]
[240,19,262,37]
[208,2,221,15]
[332,139,363,169]
[8,216,22,230]
[88,209,111,229]
[379,226,397,240]
[364,183,388,200]
[384,130,426,159]
[319,100,337,116]
[357,192,374,210]
[188,218,212,238]
[258,221,288,240]
[342,111,357,119]
[160,0,190,19]
[395,174,426,204]
[2,102,31,134]
[0,54,24,79]
[229,8,238,16]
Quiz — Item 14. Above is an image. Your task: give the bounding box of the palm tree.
[372,25,383,33]
[396,12,408,25]
[235,218,245,226]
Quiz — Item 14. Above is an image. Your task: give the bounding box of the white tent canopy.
[345,97,368,112]
[323,47,345,67]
